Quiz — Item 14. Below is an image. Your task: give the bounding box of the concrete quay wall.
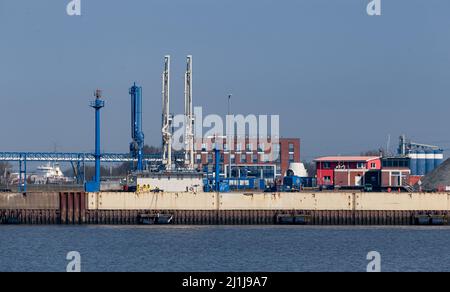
[87,192,450,211]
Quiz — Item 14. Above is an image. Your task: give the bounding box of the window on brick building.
[289,143,295,153]
[289,154,295,162]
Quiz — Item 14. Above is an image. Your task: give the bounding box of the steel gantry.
[0,152,164,192]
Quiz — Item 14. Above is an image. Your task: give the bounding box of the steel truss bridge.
[0,152,184,192]
[0,152,161,163]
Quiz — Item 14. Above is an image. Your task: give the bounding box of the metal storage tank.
[408,151,418,176]
[417,150,426,176]
[425,149,435,174]
[434,149,444,169]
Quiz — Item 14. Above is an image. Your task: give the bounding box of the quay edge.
[0,191,449,225]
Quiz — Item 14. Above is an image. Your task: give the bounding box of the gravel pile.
[421,159,450,191]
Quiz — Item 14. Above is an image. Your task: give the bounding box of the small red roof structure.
[314,156,381,162]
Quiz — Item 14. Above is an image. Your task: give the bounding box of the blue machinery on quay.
[0,84,155,193]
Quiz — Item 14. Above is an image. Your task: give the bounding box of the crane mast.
[184,55,195,170]
[162,55,172,171]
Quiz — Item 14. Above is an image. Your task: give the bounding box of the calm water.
[0,225,449,272]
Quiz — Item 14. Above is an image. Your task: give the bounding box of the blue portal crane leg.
[77,158,85,185]
[71,160,84,184]
[24,159,27,193]
[19,154,27,193]
[19,160,23,192]
[215,148,221,192]
[82,159,86,184]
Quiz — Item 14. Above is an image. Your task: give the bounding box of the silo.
[425,149,435,174]
[408,151,418,176]
[434,149,444,169]
[417,149,426,176]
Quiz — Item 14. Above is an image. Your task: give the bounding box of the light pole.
[228,94,232,179]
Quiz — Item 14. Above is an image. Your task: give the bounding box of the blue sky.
[1,0,450,161]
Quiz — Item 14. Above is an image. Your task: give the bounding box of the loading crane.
[2,55,200,192]
[129,83,144,171]
[184,55,195,170]
[162,55,173,171]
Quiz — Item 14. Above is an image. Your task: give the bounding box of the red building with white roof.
[315,156,382,187]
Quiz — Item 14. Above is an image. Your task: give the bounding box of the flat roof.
[314,156,381,162]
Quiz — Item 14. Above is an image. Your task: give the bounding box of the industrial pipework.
[130,83,144,171]
[85,89,105,192]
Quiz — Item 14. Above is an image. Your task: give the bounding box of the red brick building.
[194,137,300,181]
[315,156,411,189]
[315,156,382,187]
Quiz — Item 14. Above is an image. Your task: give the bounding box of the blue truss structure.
[0,152,169,192]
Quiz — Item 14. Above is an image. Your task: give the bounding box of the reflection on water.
[1,225,449,272]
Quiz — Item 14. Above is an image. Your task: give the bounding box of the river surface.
[0,225,449,272]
